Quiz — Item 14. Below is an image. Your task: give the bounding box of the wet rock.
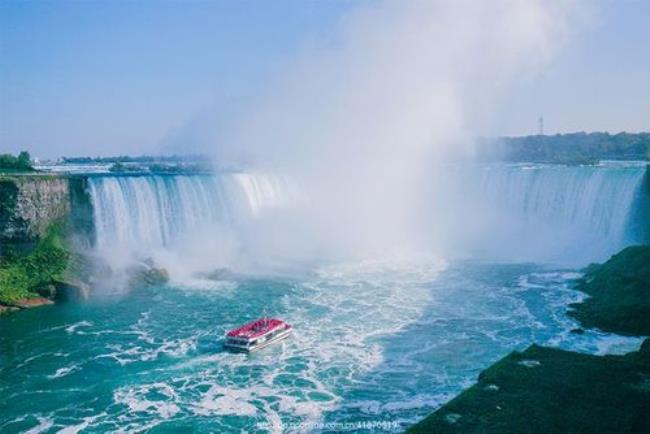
[0,304,20,314]
[203,267,237,281]
[127,261,170,288]
[54,278,91,300]
[35,283,57,299]
[11,297,54,308]
[570,327,585,334]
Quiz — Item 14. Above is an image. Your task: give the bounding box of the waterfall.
[87,173,291,255]
[480,164,644,242]
[85,164,647,267]
[436,163,647,264]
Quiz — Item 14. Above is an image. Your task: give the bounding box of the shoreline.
[408,245,650,432]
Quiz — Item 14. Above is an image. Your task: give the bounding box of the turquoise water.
[1,260,642,433]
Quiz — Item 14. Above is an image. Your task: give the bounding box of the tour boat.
[224,318,292,352]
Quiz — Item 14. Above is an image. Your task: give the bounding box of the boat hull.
[224,328,292,352]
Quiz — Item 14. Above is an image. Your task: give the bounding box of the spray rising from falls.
[85,164,647,271]
[186,0,590,261]
[87,173,294,271]
[433,163,647,265]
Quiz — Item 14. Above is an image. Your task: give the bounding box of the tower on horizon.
[538,116,544,135]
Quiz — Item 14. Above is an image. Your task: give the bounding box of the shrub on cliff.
[109,162,144,173]
[0,225,69,304]
[0,151,34,172]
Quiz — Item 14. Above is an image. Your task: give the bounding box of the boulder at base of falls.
[127,260,170,288]
[53,278,91,301]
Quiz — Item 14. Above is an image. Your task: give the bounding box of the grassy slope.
[408,246,650,433]
[0,226,69,304]
[569,245,650,336]
[408,341,650,433]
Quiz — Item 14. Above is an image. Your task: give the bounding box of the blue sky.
[0,0,648,159]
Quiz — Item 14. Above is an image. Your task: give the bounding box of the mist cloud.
[201,0,584,263]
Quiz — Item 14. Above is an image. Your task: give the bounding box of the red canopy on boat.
[226,318,289,339]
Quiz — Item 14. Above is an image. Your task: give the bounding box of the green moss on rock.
[569,245,650,336]
[408,340,650,433]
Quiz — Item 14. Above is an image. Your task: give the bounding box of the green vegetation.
[409,245,650,432]
[408,340,650,433]
[108,162,131,172]
[63,154,208,164]
[108,161,211,174]
[0,151,34,172]
[569,245,650,336]
[148,163,208,174]
[108,162,148,172]
[481,132,650,164]
[0,225,70,305]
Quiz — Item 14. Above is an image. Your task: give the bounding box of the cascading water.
[87,173,293,264]
[85,163,647,268]
[432,162,647,264]
[480,164,644,242]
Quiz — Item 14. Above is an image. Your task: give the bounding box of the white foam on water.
[55,414,104,434]
[15,352,69,370]
[65,321,94,334]
[522,271,646,355]
[171,278,238,293]
[85,257,445,432]
[113,382,181,420]
[193,385,258,416]
[47,365,80,379]
[23,417,54,434]
[593,334,645,355]
[95,336,198,366]
[12,257,646,433]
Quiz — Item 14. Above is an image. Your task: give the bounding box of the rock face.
[0,176,71,244]
[10,297,55,309]
[1,175,95,312]
[127,260,170,288]
[0,175,95,249]
[54,278,92,301]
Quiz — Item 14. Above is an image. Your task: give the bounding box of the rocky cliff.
[0,175,70,245]
[0,175,93,311]
[0,175,94,249]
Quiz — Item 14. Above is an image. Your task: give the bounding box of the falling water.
[87,173,292,253]
[86,164,647,266]
[434,162,647,264]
